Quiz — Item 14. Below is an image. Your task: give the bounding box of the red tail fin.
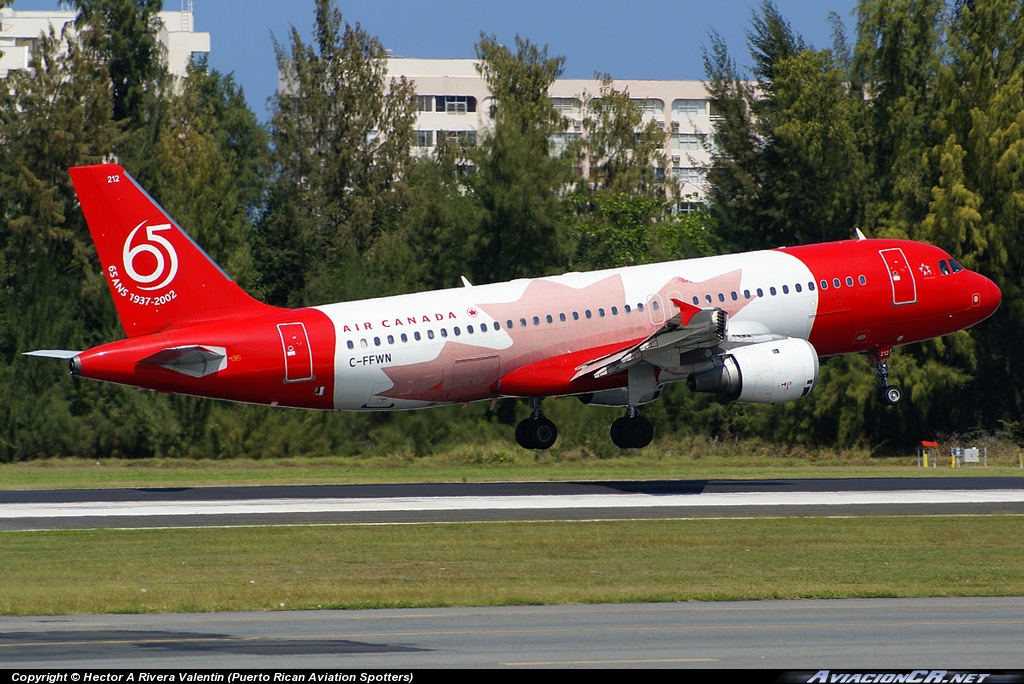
[70,163,279,337]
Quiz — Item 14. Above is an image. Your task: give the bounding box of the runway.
[2,597,1023,669]
[2,477,1024,530]
[3,477,1023,669]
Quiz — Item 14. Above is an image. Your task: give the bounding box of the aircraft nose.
[970,272,1001,321]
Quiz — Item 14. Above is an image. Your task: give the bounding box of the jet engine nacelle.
[686,338,819,404]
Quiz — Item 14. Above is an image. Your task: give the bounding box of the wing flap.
[573,303,726,381]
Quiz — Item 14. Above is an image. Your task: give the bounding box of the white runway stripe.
[3,489,1024,519]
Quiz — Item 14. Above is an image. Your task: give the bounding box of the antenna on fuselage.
[855,228,867,240]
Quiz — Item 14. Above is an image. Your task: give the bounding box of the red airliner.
[28,164,1002,449]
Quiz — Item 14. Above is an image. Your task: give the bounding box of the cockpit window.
[939,260,950,276]
[949,258,964,273]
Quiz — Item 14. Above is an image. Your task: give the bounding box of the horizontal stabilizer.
[139,345,227,378]
[24,350,81,359]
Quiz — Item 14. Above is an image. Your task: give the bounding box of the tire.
[877,385,902,406]
[516,417,557,450]
[611,416,654,449]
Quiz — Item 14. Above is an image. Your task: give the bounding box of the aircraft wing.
[138,345,228,378]
[572,299,726,381]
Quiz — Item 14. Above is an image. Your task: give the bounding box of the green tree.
[469,34,573,282]
[71,0,167,126]
[572,75,670,196]
[853,0,946,237]
[920,0,1024,429]
[704,1,867,250]
[256,0,416,307]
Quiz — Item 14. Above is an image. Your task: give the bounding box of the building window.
[672,99,708,117]
[416,95,433,112]
[414,130,434,147]
[672,133,702,152]
[437,95,476,114]
[634,98,664,117]
[438,130,477,149]
[550,97,582,115]
[673,167,705,185]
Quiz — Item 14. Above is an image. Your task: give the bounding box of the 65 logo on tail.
[107,221,180,308]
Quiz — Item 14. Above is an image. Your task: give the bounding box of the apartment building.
[0,3,210,78]
[387,58,714,200]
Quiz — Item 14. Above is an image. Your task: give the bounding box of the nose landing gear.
[869,347,902,406]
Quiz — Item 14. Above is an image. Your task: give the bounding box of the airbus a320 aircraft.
[28,164,1002,449]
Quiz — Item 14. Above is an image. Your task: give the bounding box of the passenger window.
[467,325,474,334]
[611,307,618,315]
[638,302,645,312]
[414,332,421,341]
[546,315,553,324]
[559,313,567,322]
[782,285,790,294]
[651,300,660,311]
[757,288,764,297]
[401,333,408,343]
[453,327,461,336]
[770,287,777,296]
[820,279,828,290]
[717,293,725,303]
[743,289,751,299]
[624,304,632,313]
[346,340,354,350]
[833,278,841,288]
[573,312,580,320]
[598,308,605,317]
[692,296,700,305]
[808,282,815,291]
[795,283,802,293]
[360,339,368,348]
[374,337,381,346]
[845,276,854,287]
[731,291,738,301]
[858,275,866,285]
[520,318,527,327]
[532,316,540,326]
[585,310,592,319]
[387,335,394,344]
[440,328,448,338]
[427,330,434,340]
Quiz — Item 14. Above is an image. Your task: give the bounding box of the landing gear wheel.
[877,385,902,406]
[515,417,558,450]
[610,415,654,449]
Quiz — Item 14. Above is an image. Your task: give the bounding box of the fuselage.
[74,237,1001,411]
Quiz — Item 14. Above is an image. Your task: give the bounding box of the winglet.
[670,298,702,326]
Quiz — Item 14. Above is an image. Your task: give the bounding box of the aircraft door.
[879,248,917,305]
[277,322,314,382]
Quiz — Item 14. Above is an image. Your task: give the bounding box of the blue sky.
[14,0,859,119]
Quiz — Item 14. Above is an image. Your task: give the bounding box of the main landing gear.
[610,406,654,449]
[869,347,902,406]
[514,399,654,450]
[515,398,558,450]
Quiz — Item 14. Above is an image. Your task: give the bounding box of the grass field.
[3,516,1024,615]
[2,448,1022,616]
